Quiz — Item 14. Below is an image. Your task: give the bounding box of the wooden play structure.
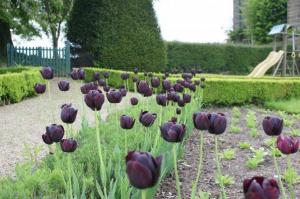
[248,24,300,77]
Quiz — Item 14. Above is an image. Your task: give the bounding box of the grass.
[265,98,300,114]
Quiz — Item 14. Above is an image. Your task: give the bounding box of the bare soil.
[156,107,300,199]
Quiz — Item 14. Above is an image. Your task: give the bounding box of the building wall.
[288,0,300,28]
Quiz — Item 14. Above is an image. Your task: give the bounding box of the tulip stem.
[94,111,107,197]
[126,79,129,92]
[191,132,204,199]
[214,136,227,199]
[272,141,287,199]
[287,155,295,199]
[141,190,147,199]
[67,155,72,198]
[173,144,182,199]
[47,80,55,123]
[125,131,128,153]
[115,104,118,123]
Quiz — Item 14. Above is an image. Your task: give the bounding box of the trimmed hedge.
[0,67,44,104]
[166,42,273,74]
[84,67,300,105]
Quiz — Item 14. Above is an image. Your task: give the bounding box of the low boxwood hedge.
[84,67,300,105]
[0,67,44,104]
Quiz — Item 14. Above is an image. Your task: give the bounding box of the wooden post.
[282,32,288,76]
[65,41,71,75]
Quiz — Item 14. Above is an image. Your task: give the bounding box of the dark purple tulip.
[208,113,227,135]
[42,133,53,145]
[132,76,139,83]
[120,88,127,97]
[40,66,54,79]
[182,73,193,80]
[98,79,106,87]
[194,80,200,86]
[120,115,135,129]
[46,124,64,142]
[151,77,160,88]
[137,80,150,95]
[144,72,147,77]
[125,151,162,189]
[70,70,79,80]
[84,90,105,111]
[139,110,157,127]
[165,72,169,77]
[177,98,185,107]
[103,72,110,79]
[176,108,181,115]
[60,139,78,153]
[103,85,110,92]
[130,97,138,105]
[156,94,167,107]
[174,83,184,93]
[200,83,205,89]
[147,72,153,77]
[58,80,70,91]
[78,69,85,80]
[277,135,299,154]
[200,77,206,82]
[80,82,98,94]
[243,176,280,199]
[189,84,196,92]
[61,104,78,124]
[173,94,180,103]
[34,83,46,94]
[133,67,139,74]
[121,73,130,80]
[119,85,125,89]
[193,112,210,130]
[262,116,283,136]
[197,69,203,74]
[144,88,153,97]
[191,69,197,76]
[183,93,191,103]
[93,72,100,81]
[162,80,172,91]
[170,117,178,123]
[107,89,122,103]
[160,121,186,143]
[182,81,190,88]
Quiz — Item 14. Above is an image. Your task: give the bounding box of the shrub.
[67,0,167,72]
[166,42,272,74]
[84,67,300,106]
[0,67,44,104]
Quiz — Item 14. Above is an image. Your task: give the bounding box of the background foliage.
[67,0,167,72]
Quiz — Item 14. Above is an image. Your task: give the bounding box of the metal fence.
[7,41,71,76]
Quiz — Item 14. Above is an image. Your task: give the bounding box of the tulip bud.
[174,83,184,93]
[189,84,196,92]
[103,72,110,79]
[107,89,123,103]
[133,67,139,74]
[177,98,185,107]
[160,121,186,143]
[93,72,100,81]
[45,124,64,142]
[98,79,106,87]
[78,69,85,80]
[130,97,138,105]
[120,115,135,129]
[34,83,46,94]
[197,69,203,74]
[70,69,79,80]
[60,138,78,153]
[120,88,127,97]
[183,93,191,103]
[84,90,105,111]
[132,76,139,83]
[61,104,78,124]
[200,83,205,89]
[193,112,210,130]
[103,86,110,92]
[276,135,299,154]
[200,77,206,82]
[137,80,150,95]
[176,108,181,115]
[151,77,160,88]
[121,73,130,80]
[40,66,54,79]
[144,88,153,97]
[42,133,53,145]
[191,69,196,76]
[156,94,167,107]
[58,80,70,91]
[139,110,157,127]
[194,80,200,86]
[208,113,227,135]
[243,176,280,199]
[80,82,98,94]
[162,80,172,91]
[125,151,162,189]
[262,116,283,136]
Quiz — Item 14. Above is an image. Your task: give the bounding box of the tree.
[243,0,287,44]
[0,0,39,63]
[67,0,167,71]
[36,0,73,48]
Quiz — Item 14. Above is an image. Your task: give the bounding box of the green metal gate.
[7,41,71,77]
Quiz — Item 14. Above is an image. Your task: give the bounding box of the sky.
[12,0,233,47]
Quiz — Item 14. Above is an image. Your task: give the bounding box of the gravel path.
[0,78,135,177]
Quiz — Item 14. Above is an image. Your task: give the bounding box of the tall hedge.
[167,42,273,74]
[67,0,167,72]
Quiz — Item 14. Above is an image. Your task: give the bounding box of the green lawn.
[265,98,300,114]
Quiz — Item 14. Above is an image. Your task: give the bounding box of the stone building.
[288,0,300,28]
[233,0,246,30]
